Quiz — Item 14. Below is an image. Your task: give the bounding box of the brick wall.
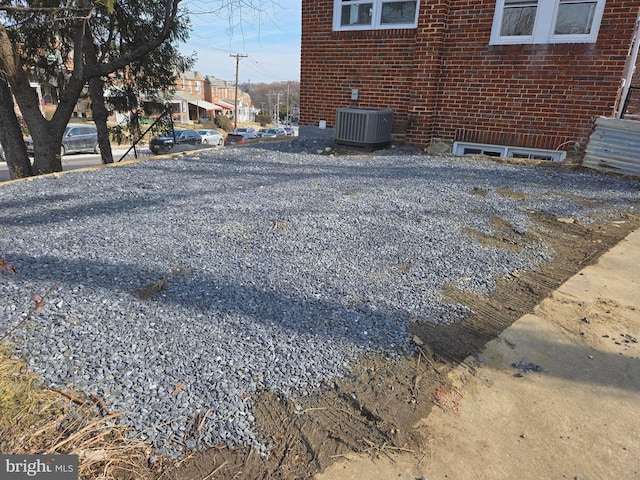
[175,72,206,100]
[300,0,640,151]
[300,0,418,133]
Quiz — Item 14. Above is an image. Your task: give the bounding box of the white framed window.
[453,142,567,162]
[454,143,506,157]
[490,0,607,45]
[505,147,566,161]
[333,0,419,31]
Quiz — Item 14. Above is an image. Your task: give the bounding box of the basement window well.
[452,142,567,162]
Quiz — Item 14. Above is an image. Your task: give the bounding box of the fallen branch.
[41,387,113,417]
[89,393,113,416]
[43,386,85,407]
[203,460,228,480]
[416,345,442,374]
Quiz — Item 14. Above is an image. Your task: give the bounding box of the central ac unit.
[335,108,393,149]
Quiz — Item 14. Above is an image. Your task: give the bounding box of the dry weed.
[0,344,168,479]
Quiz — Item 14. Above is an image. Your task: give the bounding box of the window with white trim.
[490,0,607,45]
[333,0,419,31]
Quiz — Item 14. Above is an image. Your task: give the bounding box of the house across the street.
[300,0,640,160]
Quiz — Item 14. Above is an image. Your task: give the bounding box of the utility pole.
[230,53,247,130]
[286,82,290,125]
[267,94,274,121]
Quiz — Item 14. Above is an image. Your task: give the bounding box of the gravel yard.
[1,140,638,462]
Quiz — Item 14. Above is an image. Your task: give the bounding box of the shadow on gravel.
[2,154,638,227]
[2,154,639,354]
[0,251,417,352]
[2,149,640,479]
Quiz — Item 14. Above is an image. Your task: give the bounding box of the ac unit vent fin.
[335,108,393,149]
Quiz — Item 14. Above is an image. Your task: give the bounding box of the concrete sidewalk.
[317,227,640,479]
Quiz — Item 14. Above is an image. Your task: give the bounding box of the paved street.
[0,146,148,182]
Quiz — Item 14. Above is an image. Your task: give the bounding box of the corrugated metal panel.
[583,117,640,177]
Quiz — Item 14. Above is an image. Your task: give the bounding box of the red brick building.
[155,71,256,124]
[300,0,640,158]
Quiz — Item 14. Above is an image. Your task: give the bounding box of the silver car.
[232,127,258,139]
[196,129,224,146]
[259,128,287,138]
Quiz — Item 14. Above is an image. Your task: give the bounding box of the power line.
[246,57,279,79]
[230,53,248,130]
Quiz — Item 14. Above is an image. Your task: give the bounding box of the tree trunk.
[89,76,113,164]
[23,75,87,175]
[0,1,182,177]
[8,73,66,175]
[0,80,32,179]
[1,24,67,175]
[30,129,65,175]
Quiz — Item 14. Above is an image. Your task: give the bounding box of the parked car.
[224,133,247,145]
[25,124,99,156]
[149,129,202,154]
[232,127,258,139]
[196,129,224,146]
[259,128,287,138]
[256,128,268,138]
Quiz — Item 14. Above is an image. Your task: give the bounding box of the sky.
[179,0,302,85]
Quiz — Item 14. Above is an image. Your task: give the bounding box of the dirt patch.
[412,210,639,363]
[168,353,443,479]
[164,211,640,480]
[461,216,529,252]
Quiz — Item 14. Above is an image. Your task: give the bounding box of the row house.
[204,75,257,123]
[300,0,640,160]
[31,69,255,126]
[170,71,256,123]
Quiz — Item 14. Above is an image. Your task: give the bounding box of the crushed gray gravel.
[0,139,638,458]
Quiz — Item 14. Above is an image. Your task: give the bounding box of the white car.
[196,129,224,146]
